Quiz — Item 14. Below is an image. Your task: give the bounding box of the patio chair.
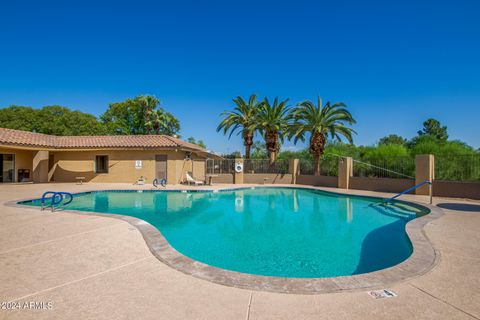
[185,172,204,186]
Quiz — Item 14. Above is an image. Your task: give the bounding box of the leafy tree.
[408,135,476,156]
[217,94,262,159]
[417,118,448,141]
[0,106,37,132]
[101,97,144,135]
[0,105,107,135]
[186,137,206,149]
[250,141,268,159]
[290,97,356,175]
[324,141,360,158]
[221,151,242,159]
[277,149,312,161]
[101,95,180,135]
[378,134,407,146]
[365,144,409,158]
[256,97,292,163]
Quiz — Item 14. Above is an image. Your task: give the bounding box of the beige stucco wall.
[0,147,35,182]
[212,173,234,184]
[297,175,338,188]
[350,177,415,193]
[415,154,434,195]
[51,150,207,184]
[32,151,49,183]
[244,173,293,184]
[192,159,206,180]
[433,180,480,200]
[338,157,352,189]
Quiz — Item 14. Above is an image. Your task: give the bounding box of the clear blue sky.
[1,0,479,153]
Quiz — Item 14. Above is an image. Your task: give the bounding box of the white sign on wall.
[135,160,142,169]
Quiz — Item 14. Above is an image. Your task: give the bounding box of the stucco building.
[0,128,217,184]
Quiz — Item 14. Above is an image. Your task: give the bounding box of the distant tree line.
[224,118,478,160]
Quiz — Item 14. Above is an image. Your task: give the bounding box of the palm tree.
[158,109,180,136]
[146,108,180,135]
[291,97,356,175]
[137,95,160,134]
[256,97,292,163]
[217,94,262,159]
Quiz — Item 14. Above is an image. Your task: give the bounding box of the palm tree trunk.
[269,150,276,164]
[243,132,253,159]
[265,131,278,164]
[245,145,251,159]
[145,108,154,134]
[310,132,325,176]
[314,155,321,176]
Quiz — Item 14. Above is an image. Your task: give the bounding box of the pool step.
[370,203,416,221]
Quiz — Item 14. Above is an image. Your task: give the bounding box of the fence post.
[338,157,352,189]
[234,158,244,184]
[289,159,299,184]
[415,154,434,195]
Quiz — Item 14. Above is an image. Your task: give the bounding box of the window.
[95,155,109,173]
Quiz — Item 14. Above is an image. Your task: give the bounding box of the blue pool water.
[22,188,428,278]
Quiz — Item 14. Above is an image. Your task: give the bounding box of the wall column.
[289,159,299,184]
[338,157,352,189]
[415,154,434,195]
[234,158,244,184]
[33,150,49,183]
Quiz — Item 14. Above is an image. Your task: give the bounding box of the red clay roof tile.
[0,128,207,152]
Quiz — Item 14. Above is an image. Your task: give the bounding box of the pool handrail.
[41,191,63,211]
[40,191,73,211]
[384,180,432,204]
[60,192,74,205]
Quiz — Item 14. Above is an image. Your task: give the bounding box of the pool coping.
[8,185,444,294]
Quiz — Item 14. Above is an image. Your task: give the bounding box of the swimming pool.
[21,187,429,278]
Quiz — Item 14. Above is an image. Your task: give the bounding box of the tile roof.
[0,128,207,152]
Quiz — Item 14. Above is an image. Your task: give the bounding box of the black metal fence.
[352,157,415,179]
[207,155,480,182]
[299,156,338,176]
[243,159,289,174]
[435,155,480,182]
[206,159,235,174]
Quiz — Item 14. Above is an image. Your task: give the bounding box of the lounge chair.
[185,172,204,186]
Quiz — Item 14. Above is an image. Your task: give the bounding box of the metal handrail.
[40,191,73,211]
[384,180,432,204]
[41,192,62,211]
[61,192,73,205]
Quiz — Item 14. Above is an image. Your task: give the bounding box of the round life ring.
[235,162,243,173]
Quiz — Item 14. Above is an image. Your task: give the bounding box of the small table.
[205,174,218,186]
[76,177,85,185]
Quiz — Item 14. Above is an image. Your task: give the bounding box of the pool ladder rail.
[41,191,74,212]
[383,180,432,205]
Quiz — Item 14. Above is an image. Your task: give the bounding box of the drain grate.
[368,289,397,299]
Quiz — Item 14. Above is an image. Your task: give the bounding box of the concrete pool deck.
[0,183,479,319]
